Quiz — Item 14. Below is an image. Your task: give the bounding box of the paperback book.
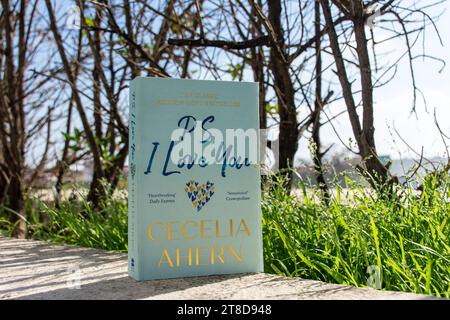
[128,77,263,280]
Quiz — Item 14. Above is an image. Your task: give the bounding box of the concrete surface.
[0,236,434,300]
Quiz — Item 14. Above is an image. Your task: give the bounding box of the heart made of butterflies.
[184,180,216,212]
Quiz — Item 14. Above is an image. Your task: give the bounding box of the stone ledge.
[0,236,435,300]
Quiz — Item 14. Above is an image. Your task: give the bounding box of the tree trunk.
[353,15,388,182]
[87,170,106,207]
[267,0,298,187]
[47,0,106,209]
[8,175,26,238]
[321,0,388,186]
[312,0,330,201]
[0,0,28,238]
[252,47,267,131]
[55,28,83,206]
[0,142,5,204]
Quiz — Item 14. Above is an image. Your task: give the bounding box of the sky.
[27,1,450,168]
[296,2,450,163]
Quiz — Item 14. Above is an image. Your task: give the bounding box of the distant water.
[294,157,448,186]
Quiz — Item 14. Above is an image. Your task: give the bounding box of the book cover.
[128,77,263,281]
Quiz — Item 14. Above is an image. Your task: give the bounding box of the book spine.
[128,79,140,280]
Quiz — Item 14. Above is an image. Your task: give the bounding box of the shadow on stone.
[15,274,246,300]
[1,237,438,300]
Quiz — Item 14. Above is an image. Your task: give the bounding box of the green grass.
[263,173,450,298]
[1,172,449,297]
[1,191,128,252]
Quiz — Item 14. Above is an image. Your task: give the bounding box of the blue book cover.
[128,77,263,280]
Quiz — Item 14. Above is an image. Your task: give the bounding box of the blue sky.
[31,1,450,168]
[298,2,450,162]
